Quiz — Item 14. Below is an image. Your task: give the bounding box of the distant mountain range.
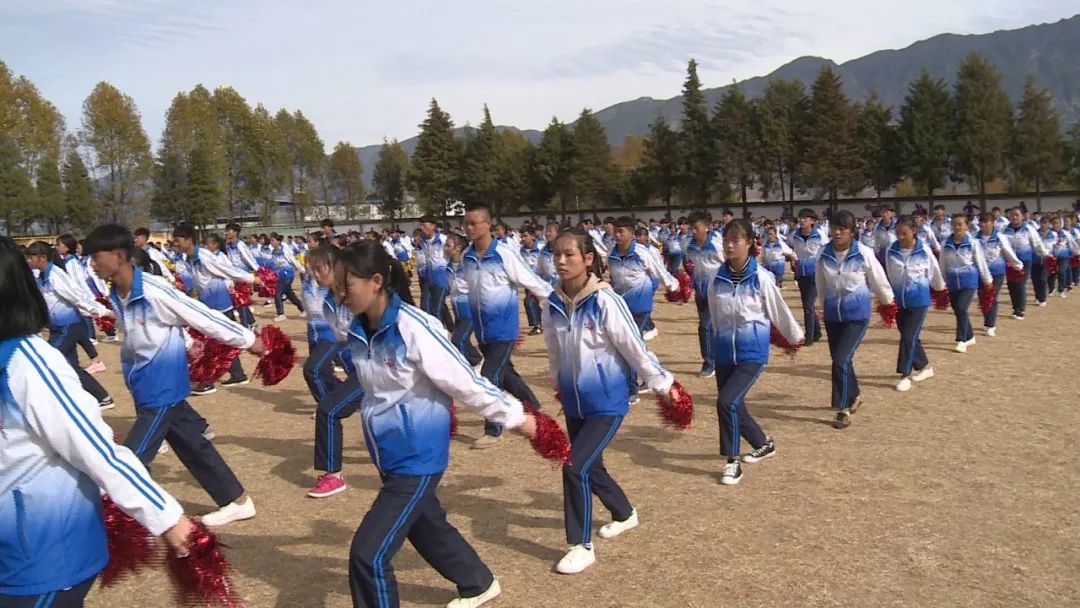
[357,14,1080,185]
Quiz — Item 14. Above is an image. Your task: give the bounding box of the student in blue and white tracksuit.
[816,211,894,429]
[1001,207,1049,319]
[759,224,796,288]
[1046,217,1076,297]
[873,205,898,262]
[176,225,261,393]
[664,222,687,276]
[788,208,827,347]
[225,222,260,328]
[23,242,113,409]
[462,204,553,446]
[269,233,306,320]
[444,234,483,368]
[607,217,677,339]
[912,210,942,254]
[540,228,677,575]
[133,228,176,285]
[336,241,537,608]
[302,246,341,405]
[884,218,945,392]
[975,212,1024,335]
[519,231,545,335]
[685,212,725,377]
[417,216,452,329]
[535,222,560,288]
[707,220,804,487]
[55,235,109,360]
[632,227,677,339]
[0,236,198,608]
[938,215,993,354]
[83,224,264,528]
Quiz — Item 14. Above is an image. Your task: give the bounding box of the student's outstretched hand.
[517,412,538,437]
[163,515,195,557]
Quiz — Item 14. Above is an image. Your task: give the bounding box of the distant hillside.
[358,14,1080,185]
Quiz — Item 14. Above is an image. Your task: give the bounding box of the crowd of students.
[2,200,1076,608]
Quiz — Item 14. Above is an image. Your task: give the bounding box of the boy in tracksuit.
[787,209,827,347]
[1001,207,1049,320]
[224,222,260,329]
[685,212,726,377]
[607,217,677,339]
[84,224,264,527]
[884,219,946,392]
[975,212,1023,335]
[417,216,452,329]
[444,233,483,368]
[520,231,544,335]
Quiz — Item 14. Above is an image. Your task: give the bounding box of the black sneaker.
[191,384,217,396]
[98,396,115,410]
[741,439,776,463]
[221,376,250,387]
[528,326,543,336]
[720,460,742,485]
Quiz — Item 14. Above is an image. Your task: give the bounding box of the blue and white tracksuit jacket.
[607,242,676,315]
[759,238,794,277]
[1043,230,1077,261]
[540,279,673,419]
[60,256,97,310]
[974,231,1023,277]
[37,262,105,329]
[110,268,255,408]
[685,233,726,295]
[535,243,557,286]
[462,240,553,343]
[0,334,182,596]
[916,223,941,252]
[874,218,898,260]
[325,294,356,377]
[417,232,449,290]
[303,278,333,345]
[189,246,254,312]
[347,294,524,475]
[931,218,952,243]
[447,261,471,321]
[269,246,303,283]
[1001,223,1049,264]
[226,239,259,273]
[707,260,804,366]
[787,228,827,279]
[80,257,108,298]
[170,251,194,293]
[885,239,946,309]
[815,242,894,322]
[938,236,992,291]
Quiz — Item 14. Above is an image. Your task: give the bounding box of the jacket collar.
[549,275,607,317]
[349,291,403,342]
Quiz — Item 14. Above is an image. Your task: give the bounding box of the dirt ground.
[85,282,1080,608]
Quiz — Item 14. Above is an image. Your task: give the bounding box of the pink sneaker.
[85,360,106,374]
[307,474,346,498]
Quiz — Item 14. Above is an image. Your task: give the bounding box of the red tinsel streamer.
[683,259,695,275]
[978,284,997,315]
[876,302,898,329]
[931,288,951,310]
[174,275,188,293]
[256,267,277,298]
[525,405,571,466]
[1006,265,1026,282]
[231,282,252,309]
[769,325,801,357]
[95,295,116,333]
[253,325,296,386]
[188,330,241,385]
[1045,256,1059,275]
[100,495,157,587]
[1071,255,1080,269]
[166,520,246,608]
[665,272,694,303]
[657,380,694,430]
[449,400,458,438]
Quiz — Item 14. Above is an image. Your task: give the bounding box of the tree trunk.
[777,162,787,203]
[1036,177,1042,213]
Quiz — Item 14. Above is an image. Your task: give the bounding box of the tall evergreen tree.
[678,59,716,206]
[530,117,576,216]
[758,79,808,202]
[459,106,502,214]
[1067,121,1080,191]
[409,98,460,215]
[1011,75,1063,210]
[212,86,258,219]
[61,146,97,232]
[493,130,531,215]
[858,93,902,198]
[899,70,951,201]
[79,81,153,224]
[326,141,366,219]
[276,109,325,222]
[642,116,679,214]
[0,135,32,233]
[35,154,64,233]
[802,67,862,202]
[713,84,755,209]
[373,139,409,220]
[571,108,615,215]
[249,104,288,222]
[151,149,187,223]
[186,144,220,227]
[952,52,1012,204]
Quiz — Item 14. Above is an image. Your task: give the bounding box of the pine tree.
[858,93,902,198]
[952,53,1012,205]
[35,154,64,233]
[459,106,502,214]
[212,86,258,219]
[1011,75,1063,211]
[571,108,615,214]
[530,117,576,217]
[373,139,409,220]
[0,135,32,233]
[758,79,809,201]
[152,149,187,223]
[899,70,951,201]
[642,116,679,214]
[326,141,366,219]
[79,81,153,224]
[802,67,862,202]
[493,130,531,215]
[249,104,288,223]
[1067,122,1080,191]
[61,146,97,232]
[409,98,460,215]
[186,144,220,227]
[713,84,755,209]
[276,109,325,222]
[678,59,716,206]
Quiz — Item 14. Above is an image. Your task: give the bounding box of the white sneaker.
[273,315,287,322]
[555,544,595,574]
[911,366,934,382]
[642,328,658,341]
[598,509,639,539]
[985,326,996,337]
[103,335,119,343]
[201,498,256,527]
[158,442,170,455]
[720,460,743,485]
[1061,291,1068,299]
[628,393,640,406]
[445,579,501,608]
[299,310,308,318]
[895,376,913,392]
[954,341,967,353]
[1038,301,1047,307]
[1011,314,1024,321]
[965,337,976,346]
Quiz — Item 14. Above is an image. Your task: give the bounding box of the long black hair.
[335,240,415,306]
[25,241,61,266]
[554,227,603,278]
[0,236,49,340]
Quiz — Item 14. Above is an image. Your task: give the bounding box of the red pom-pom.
[1071,255,1080,269]
[876,302,898,329]
[769,325,802,357]
[167,520,245,607]
[94,296,116,333]
[231,283,252,309]
[256,267,278,298]
[665,272,694,303]
[657,380,694,430]
[978,283,997,315]
[449,400,458,439]
[525,405,571,466]
[254,325,296,385]
[101,495,157,587]
[683,259,695,275]
[188,330,241,384]
[1045,256,1058,275]
[1006,265,1026,282]
[174,275,188,293]
[931,288,950,310]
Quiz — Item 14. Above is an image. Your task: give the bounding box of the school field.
[88,284,1080,608]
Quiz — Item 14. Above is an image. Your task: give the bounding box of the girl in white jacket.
[938,216,993,353]
[884,217,945,392]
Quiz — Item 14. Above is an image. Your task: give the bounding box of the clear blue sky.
[1,0,1075,150]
